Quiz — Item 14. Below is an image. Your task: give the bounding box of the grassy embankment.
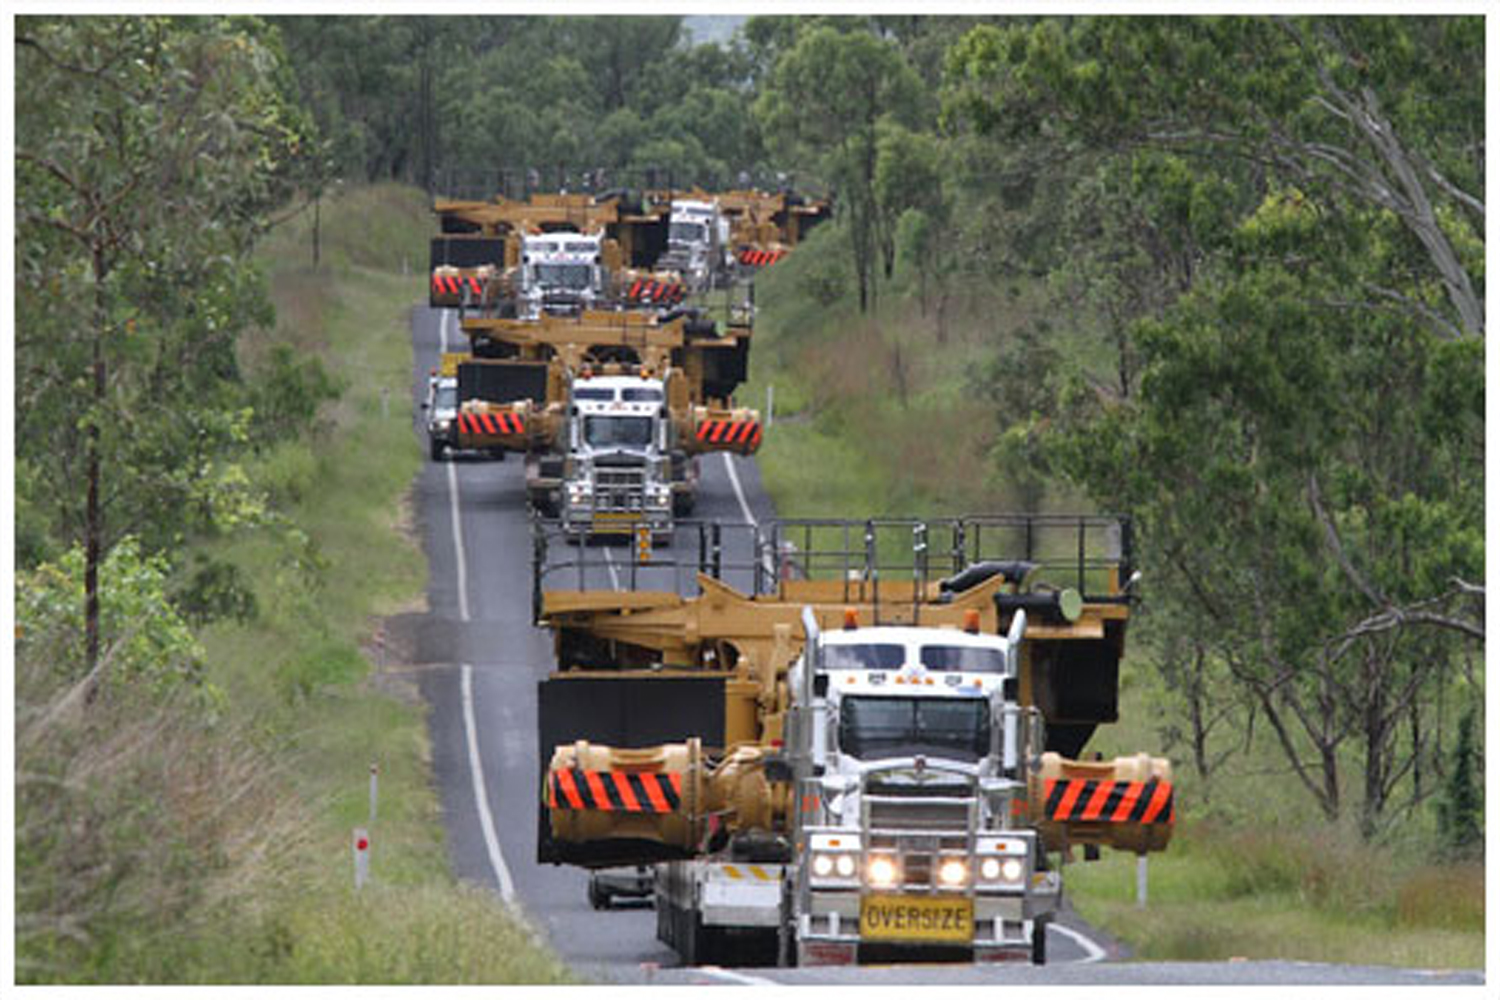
[187,184,572,983]
[742,223,1484,970]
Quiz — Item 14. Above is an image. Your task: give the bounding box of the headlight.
[811,852,858,883]
[938,858,969,887]
[978,855,1025,885]
[865,855,901,889]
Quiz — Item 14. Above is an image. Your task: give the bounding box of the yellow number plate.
[859,894,973,944]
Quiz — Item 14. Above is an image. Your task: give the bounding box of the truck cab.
[782,612,1056,965]
[560,374,675,543]
[423,372,460,461]
[658,199,729,293]
[519,232,606,319]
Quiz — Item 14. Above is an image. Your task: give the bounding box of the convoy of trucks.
[422,180,1174,971]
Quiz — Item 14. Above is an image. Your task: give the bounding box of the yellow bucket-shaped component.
[546,740,706,852]
[686,406,763,456]
[454,401,532,451]
[545,740,785,857]
[1031,751,1175,854]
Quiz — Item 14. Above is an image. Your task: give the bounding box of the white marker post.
[1136,853,1148,908]
[369,762,379,826]
[353,828,371,889]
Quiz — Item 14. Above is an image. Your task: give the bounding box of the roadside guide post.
[353,828,370,889]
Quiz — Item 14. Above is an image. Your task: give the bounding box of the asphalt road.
[406,304,1483,988]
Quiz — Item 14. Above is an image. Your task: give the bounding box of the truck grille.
[867,797,973,833]
[595,468,646,511]
[865,795,975,890]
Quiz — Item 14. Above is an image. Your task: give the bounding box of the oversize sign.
[859,894,973,944]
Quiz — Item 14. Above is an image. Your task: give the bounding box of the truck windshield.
[434,385,458,410]
[621,387,663,402]
[535,263,593,289]
[838,696,990,762]
[822,644,905,670]
[670,222,707,244]
[584,415,653,447]
[920,645,1007,673]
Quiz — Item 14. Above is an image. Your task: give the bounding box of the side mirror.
[421,401,429,409]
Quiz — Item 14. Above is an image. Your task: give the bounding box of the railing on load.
[531,514,1133,625]
[430,165,834,204]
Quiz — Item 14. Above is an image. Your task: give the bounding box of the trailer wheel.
[587,875,611,911]
[1030,918,1048,966]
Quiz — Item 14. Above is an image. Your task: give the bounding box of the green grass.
[183,184,574,983]
[742,222,1078,521]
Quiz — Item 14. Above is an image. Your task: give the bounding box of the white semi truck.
[517,231,607,319]
[654,610,1061,965]
[657,198,731,293]
[558,373,678,543]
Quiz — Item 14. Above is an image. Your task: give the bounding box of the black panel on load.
[697,337,750,399]
[430,236,508,269]
[457,362,547,405]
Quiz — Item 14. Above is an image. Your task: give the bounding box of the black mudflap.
[536,673,726,865]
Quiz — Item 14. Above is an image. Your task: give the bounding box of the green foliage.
[1435,704,1483,858]
[16,538,220,711]
[248,344,341,447]
[756,24,925,310]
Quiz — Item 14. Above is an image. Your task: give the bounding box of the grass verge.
[187,184,572,983]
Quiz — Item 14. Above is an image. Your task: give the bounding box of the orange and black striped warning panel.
[738,248,787,267]
[431,274,461,297]
[625,279,685,305]
[696,419,762,447]
[548,768,684,813]
[457,411,525,436]
[1042,777,1175,825]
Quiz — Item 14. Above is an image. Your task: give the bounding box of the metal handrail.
[531,513,1134,624]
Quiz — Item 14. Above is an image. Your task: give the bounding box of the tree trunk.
[85,245,109,679]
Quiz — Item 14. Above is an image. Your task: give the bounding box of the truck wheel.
[429,438,445,461]
[1030,918,1048,966]
[587,875,611,911]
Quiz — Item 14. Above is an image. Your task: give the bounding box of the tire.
[1031,918,1048,966]
[588,876,611,911]
[429,437,445,461]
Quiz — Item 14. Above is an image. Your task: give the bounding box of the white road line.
[462,663,515,903]
[721,452,776,581]
[721,452,756,526]
[446,460,470,623]
[601,541,622,590]
[695,966,778,986]
[1049,921,1108,964]
[445,396,518,908]
[440,305,451,353]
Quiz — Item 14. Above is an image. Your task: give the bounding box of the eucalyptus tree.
[16,16,308,673]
